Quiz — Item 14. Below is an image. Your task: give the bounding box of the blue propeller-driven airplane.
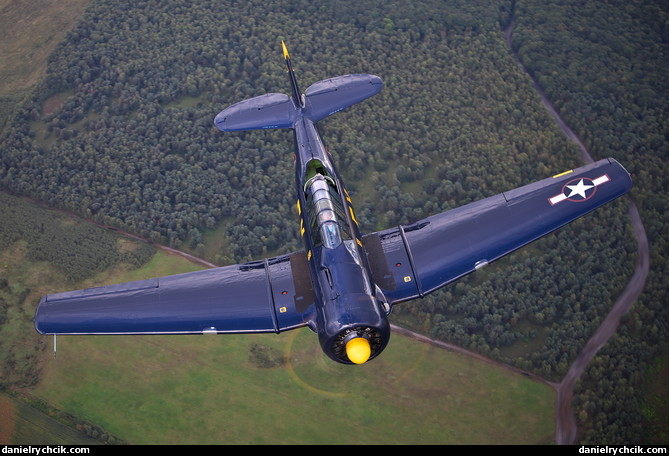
[34,42,632,365]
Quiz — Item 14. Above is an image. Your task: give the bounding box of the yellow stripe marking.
[553,170,574,178]
[348,206,358,225]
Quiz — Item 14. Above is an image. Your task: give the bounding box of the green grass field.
[29,260,555,445]
[0,213,555,443]
[0,0,91,132]
[32,331,555,444]
[0,393,100,445]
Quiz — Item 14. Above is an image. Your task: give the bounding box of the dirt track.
[504,16,650,444]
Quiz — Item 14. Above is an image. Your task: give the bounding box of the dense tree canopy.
[2,0,584,258]
[507,0,668,443]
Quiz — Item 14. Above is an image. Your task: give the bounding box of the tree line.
[504,0,668,444]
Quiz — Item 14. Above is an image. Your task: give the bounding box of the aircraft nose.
[345,337,371,364]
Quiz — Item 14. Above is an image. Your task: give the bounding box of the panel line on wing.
[263,258,280,333]
[46,279,159,302]
[398,225,424,297]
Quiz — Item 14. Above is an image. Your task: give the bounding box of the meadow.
[0,0,91,133]
[0,393,100,445]
[31,304,555,444]
[0,192,554,444]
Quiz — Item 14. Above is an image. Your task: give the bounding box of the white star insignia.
[548,174,611,206]
[565,179,594,199]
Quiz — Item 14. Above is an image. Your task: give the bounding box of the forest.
[0,0,666,444]
[506,0,668,443]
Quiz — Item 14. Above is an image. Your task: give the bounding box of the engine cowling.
[316,293,390,364]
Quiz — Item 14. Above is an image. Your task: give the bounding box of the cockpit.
[304,169,351,249]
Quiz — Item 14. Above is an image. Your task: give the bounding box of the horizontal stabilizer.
[214,93,298,131]
[213,74,382,132]
[304,74,382,123]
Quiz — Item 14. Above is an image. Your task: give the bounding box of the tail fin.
[213,42,382,132]
[282,41,304,108]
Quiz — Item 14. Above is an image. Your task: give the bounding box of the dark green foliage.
[0,193,155,283]
[0,0,577,263]
[396,199,637,379]
[0,192,156,391]
[508,0,669,444]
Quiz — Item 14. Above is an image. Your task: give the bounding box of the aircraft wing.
[34,252,315,335]
[363,158,632,304]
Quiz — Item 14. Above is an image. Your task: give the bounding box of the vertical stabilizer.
[282,41,304,108]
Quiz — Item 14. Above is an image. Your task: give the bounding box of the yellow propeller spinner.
[345,337,371,364]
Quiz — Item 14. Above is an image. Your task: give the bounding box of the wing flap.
[363,229,420,303]
[366,158,632,302]
[35,252,315,335]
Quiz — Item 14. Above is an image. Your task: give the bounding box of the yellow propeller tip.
[346,337,371,364]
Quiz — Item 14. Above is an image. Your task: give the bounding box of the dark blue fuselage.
[292,117,390,363]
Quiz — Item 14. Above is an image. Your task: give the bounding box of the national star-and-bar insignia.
[548,175,611,206]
